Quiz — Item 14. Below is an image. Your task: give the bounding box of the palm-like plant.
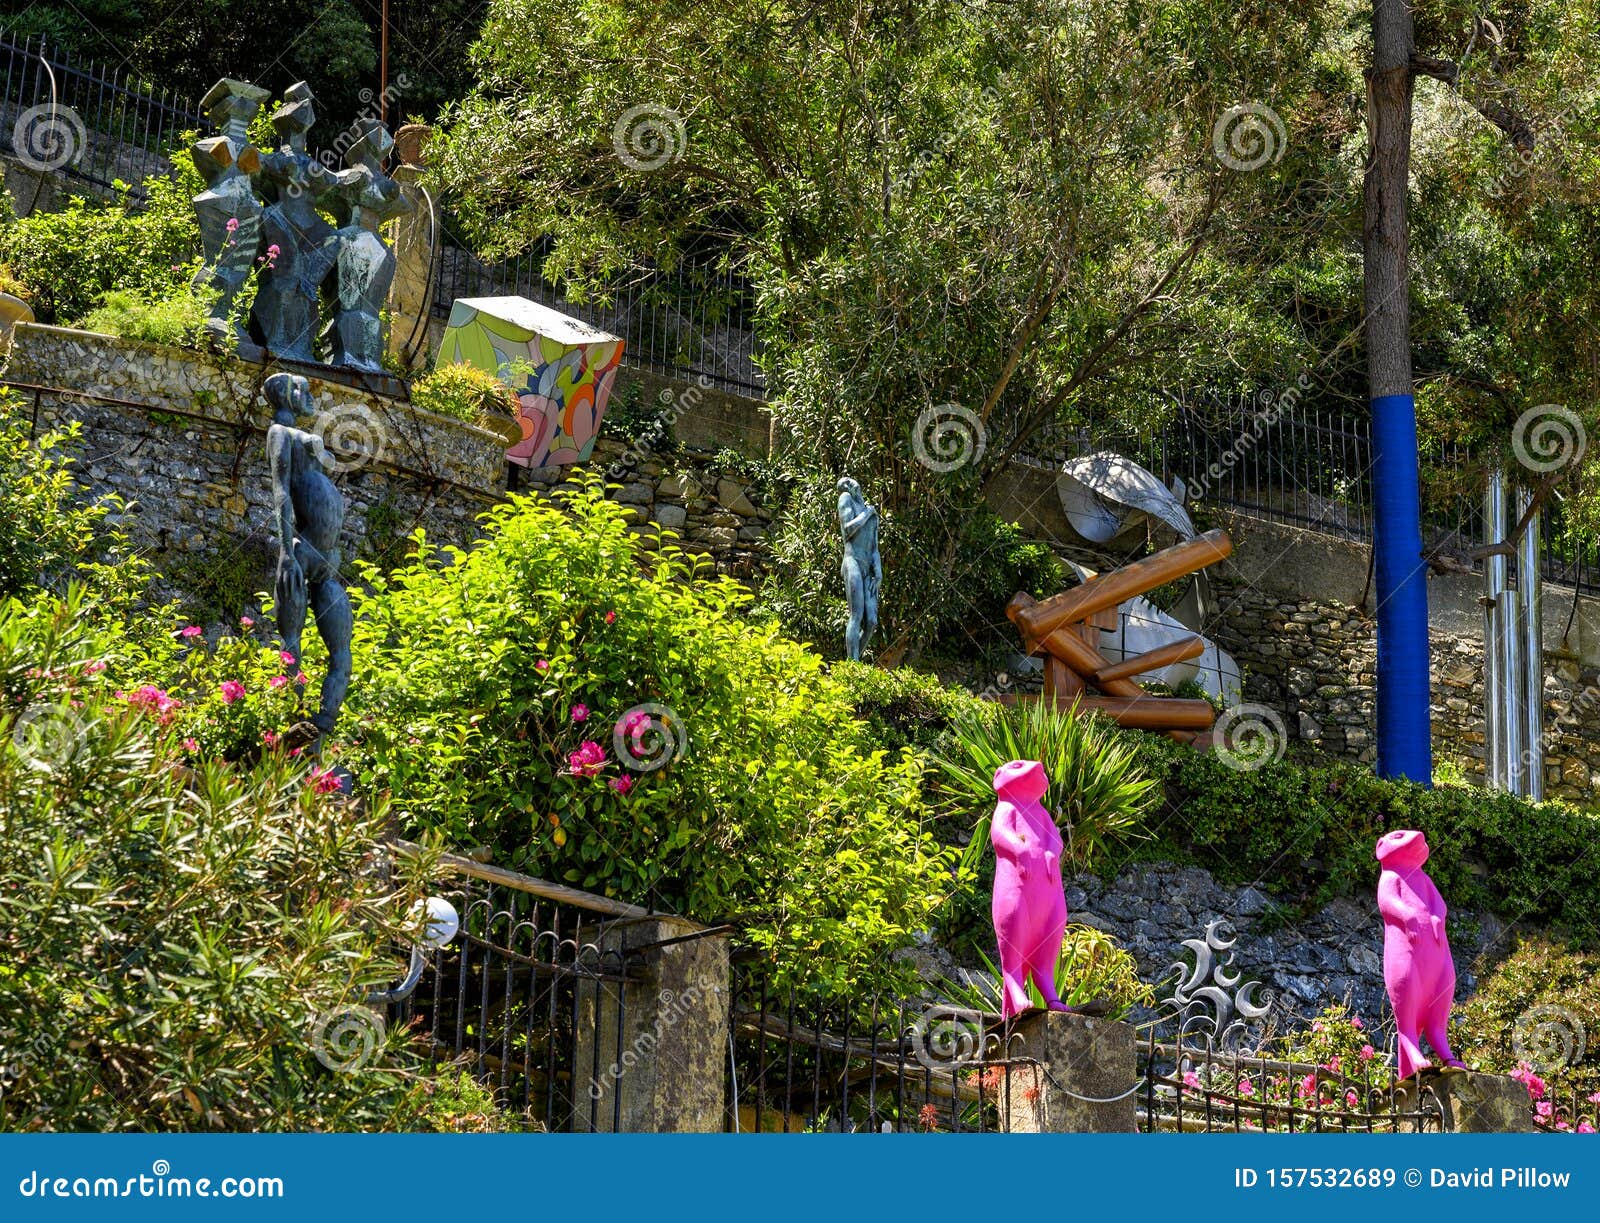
[935,698,1156,879]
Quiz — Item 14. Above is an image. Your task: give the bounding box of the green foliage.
[941,924,1154,1022]
[0,164,201,325]
[828,660,987,757]
[345,478,957,992]
[80,281,217,348]
[1453,935,1600,1126]
[410,362,523,428]
[399,1071,534,1133]
[1135,736,1600,937]
[598,377,675,452]
[0,591,440,1131]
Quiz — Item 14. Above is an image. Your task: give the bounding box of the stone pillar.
[1395,1069,1537,1132]
[386,125,438,373]
[1001,1011,1137,1133]
[572,916,729,1132]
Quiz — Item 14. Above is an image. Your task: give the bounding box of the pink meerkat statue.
[991,759,1072,1020]
[1376,829,1467,1081]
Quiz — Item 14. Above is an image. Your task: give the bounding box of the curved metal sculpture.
[1159,919,1272,1053]
[1056,450,1197,543]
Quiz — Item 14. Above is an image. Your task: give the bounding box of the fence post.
[573,915,730,1133]
[1395,1070,1537,1133]
[1001,1011,1137,1133]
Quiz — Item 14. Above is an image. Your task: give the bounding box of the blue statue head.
[264,371,313,425]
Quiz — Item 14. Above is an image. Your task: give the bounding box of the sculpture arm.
[990,805,1031,856]
[266,427,298,554]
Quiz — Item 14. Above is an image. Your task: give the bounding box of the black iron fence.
[0,32,198,201]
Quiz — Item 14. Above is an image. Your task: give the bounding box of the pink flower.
[280,650,297,666]
[1579,1122,1597,1134]
[1237,1077,1254,1098]
[219,680,246,704]
[269,675,289,690]
[124,685,181,723]
[239,616,254,628]
[1350,1016,1364,1030]
[535,659,550,671]
[1312,1020,1325,1033]
[1182,1070,1201,1090]
[610,775,633,795]
[262,730,279,747]
[84,659,106,675]
[1535,1100,1554,1121]
[1297,1073,1318,1101]
[1511,1062,1547,1101]
[1587,1092,1600,1105]
[604,610,616,624]
[266,243,281,260]
[310,768,343,794]
[1359,1044,1376,1062]
[1345,1089,1359,1109]
[225,217,239,233]
[567,740,605,778]
[571,703,590,723]
[182,737,199,752]
[295,671,308,685]
[180,625,203,638]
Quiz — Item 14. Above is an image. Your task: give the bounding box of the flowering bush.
[345,478,957,991]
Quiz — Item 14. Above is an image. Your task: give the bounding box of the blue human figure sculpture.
[255,82,338,361]
[837,477,881,661]
[266,373,352,749]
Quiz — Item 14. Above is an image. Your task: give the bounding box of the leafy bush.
[1453,935,1600,1129]
[0,591,441,1131]
[79,282,217,348]
[1135,735,1600,937]
[410,361,522,430]
[345,479,957,991]
[941,924,1154,1022]
[0,164,201,324]
[828,659,986,756]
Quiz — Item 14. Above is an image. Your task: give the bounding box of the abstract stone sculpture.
[1376,829,1466,1081]
[255,82,338,361]
[991,759,1071,1020]
[190,79,269,342]
[836,477,880,661]
[266,372,353,756]
[326,121,410,372]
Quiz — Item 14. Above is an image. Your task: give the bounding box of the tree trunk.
[1364,0,1433,783]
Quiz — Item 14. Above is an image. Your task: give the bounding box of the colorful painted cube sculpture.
[436,296,625,468]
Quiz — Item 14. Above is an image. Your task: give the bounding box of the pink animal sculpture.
[1376,829,1467,1080]
[991,759,1072,1019]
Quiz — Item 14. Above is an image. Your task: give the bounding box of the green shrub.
[940,924,1154,1022]
[345,478,957,992]
[0,591,441,1131]
[828,659,986,756]
[80,282,217,348]
[0,163,201,325]
[1453,935,1600,1128]
[410,361,523,430]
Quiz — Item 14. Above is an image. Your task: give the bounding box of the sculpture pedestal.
[1001,1010,1137,1133]
[1394,1068,1536,1132]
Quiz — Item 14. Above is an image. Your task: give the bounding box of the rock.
[652,503,688,529]
[716,478,758,517]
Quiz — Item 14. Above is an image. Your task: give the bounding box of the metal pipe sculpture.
[1376,830,1466,1081]
[1481,470,1544,798]
[1482,471,1508,789]
[1516,486,1544,800]
[990,760,1070,1019]
[836,477,881,661]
